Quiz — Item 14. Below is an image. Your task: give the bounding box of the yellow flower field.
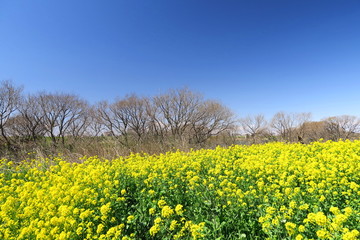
[1,141,360,239]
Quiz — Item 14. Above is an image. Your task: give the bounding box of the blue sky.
[1,0,360,121]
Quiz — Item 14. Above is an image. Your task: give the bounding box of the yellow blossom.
[175,204,184,215]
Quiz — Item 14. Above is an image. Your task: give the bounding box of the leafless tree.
[37,92,88,145]
[95,101,114,136]
[95,95,150,148]
[95,101,128,147]
[0,80,23,148]
[67,107,90,139]
[107,100,130,146]
[294,112,312,143]
[86,106,106,137]
[271,112,295,142]
[146,98,168,143]
[324,115,360,140]
[15,94,47,141]
[300,121,327,143]
[153,88,202,141]
[271,112,311,142]
[121,95,150,142]
[239,114,268,144]
[191,100,235,145]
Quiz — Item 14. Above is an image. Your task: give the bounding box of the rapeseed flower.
[1,140,360,239]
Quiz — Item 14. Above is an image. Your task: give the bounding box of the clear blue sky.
[1,0,360,121]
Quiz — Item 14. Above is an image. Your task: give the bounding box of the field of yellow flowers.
[1,140,360,239]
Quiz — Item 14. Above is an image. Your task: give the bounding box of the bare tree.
[300,121,327,143]
[67,106,90,139]
[108,99,131,146]
[95,100,129,147]
[239,114,268,144]
[95,101,115,136]
[0,80,23,148]
[324,115,360,140]
[37,92,88,146]
[271,112,295,142]
[95,95,150,149]
[294,112,312,143]
[190,100,235,145]
[271,112,311,142]
[86,105,106,137]
[121,95,150,143]
[153,88,202,141]
[146,98,168,143]
[15,94,47,141]
[150,88,237,147]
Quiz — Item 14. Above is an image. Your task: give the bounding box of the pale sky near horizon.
[1,0,360,121]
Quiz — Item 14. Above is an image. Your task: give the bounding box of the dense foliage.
[1,140,360,239]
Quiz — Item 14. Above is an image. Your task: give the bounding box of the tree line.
[239,112,360,144]
[1,80,359,160]
[0,81,236,159]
